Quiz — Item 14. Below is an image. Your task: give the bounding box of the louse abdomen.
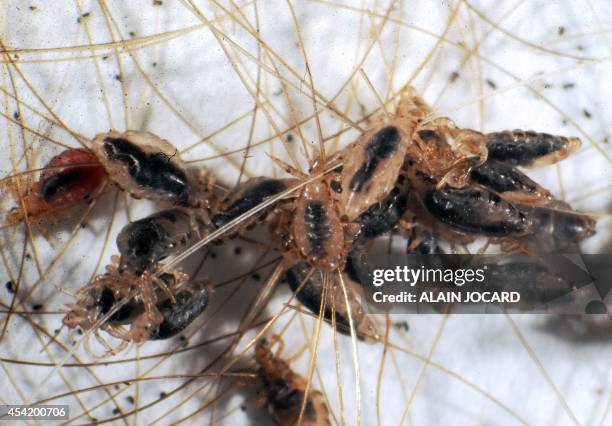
[341,125,411,220]
[347,126,399,193]
[293,183,344,272]
[116,209,201,275]
[283,262,378,342]
[356,186,408,240]
[149,282,209,340]
[38,149,107,204]
[212,177,288,228]
[424,187,529,237]
[102,137,191,203]
[518,202,596,252]
[470,161,552,203]
[485,130,581,168]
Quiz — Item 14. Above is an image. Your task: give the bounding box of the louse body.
[6,148,107,224]
[293,181,345,272]
[340,124,414,221]
[117,208,209,275]
[64,264,209,344]
[92,130,212,208]
[255,337,330,426]
[485,130,581,168]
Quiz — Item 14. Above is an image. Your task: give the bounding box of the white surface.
[0,1,611,425]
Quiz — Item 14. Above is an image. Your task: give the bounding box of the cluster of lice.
[5,87,596,362]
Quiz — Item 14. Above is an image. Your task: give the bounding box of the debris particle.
[394,321,409,332]
[112,408,120,415]
[286,133,294,143]
[583,109,592,119]
[13,111,20,120]
[126,396,135,405]
[234,247,242,255]
[160,391,168,399]
[562,83,575,90]
[543,83,552,89]
[115,74,122,82]
[5,281,15,293]
[32,303,43,311]
[486,79,497,89]
[29,5,37,11]
[558,26,565,35]
[449,71,459,83]
[153,0,163,5]
[251,273,261,281]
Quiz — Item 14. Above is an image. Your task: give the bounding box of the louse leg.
[424,186,531,237]
[125,274,163,343]
[484,130,581,168]
[470,161,553,205]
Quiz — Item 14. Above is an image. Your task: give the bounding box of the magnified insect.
[254,336,330,426]
[5,148,107,225]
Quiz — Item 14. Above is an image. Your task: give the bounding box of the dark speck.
[25,253,31,260]
[486,79,497,89]
[153,0,163,4]
[286,133,294,143]
[112,408,120,415]
[577,45,584,51]
[562,83,575,90]
[234,247,242,255]
[583,109,592,119]
[126,396,135,404]
[543,83,552,89]
[129,31,135,37]
[152,62,158,67]
[5,281,15,294]
[241,406,247,411]
[160,391,168,399]
[102,55,108,60]
[13,111,20,120]
[210,251,217,259]
[251,273,261,281]
[449,71,459,83]
[115,74,122,82]
[32,303,43,311]
[558,26,565,35]
[29,5,37,11]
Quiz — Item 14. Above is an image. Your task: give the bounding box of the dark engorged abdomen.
[103,137,190,203]
[212,178,287,228]
[485,131,566,167]
[424,187,529,237]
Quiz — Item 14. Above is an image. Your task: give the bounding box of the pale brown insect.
[254,336,330,426]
